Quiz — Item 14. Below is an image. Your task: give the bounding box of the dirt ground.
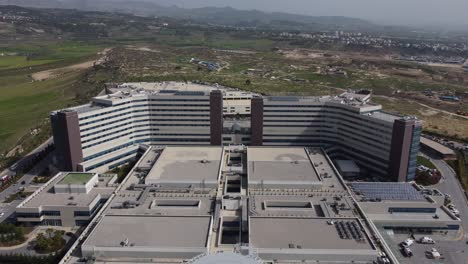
[125,46,160,53]
[31,60,95,81]
[31,48,111,81]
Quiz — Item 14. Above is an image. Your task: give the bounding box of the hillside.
[0,0,383,32]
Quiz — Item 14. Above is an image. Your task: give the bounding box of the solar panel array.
[335,221,364,240]
[350,182,425,201]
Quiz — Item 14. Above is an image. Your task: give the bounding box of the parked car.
[428,248,441,259]
[401,239,414,247]
[450,208,460,217]
[402,247,413,257]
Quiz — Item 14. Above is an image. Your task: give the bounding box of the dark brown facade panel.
[388,119,415,182]
[210,91,223,146]
[250,97,264,146]
[51,111,83,171]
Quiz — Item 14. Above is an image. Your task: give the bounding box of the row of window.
[80,103,210,121]
[80,108,210,126]
[131,133,210,140]
[17,210,60,218]
[82,123,151,139]
[264,113,392,135]
[84,142,135,161]
[82,118,210,143]
[388,207,436,213]
[81,113,209,133]
[85,149,139,171]
[112,98,210,108]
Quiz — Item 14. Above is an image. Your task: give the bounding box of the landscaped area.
[417,156,437,169]
[33,228,66,254]
[0,223,26,247]
[58,173,94,185]
[3,191,34,203]
[415,155,441,186]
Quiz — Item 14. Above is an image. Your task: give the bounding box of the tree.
[35,233,48,252]
[45,228,54,239]
[245,79,251,85]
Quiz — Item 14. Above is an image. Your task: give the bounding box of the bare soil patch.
[31,60,95,81]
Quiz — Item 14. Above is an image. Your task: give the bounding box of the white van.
[420,237,435,244]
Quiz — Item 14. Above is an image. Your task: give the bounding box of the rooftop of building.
[249,217,375,251]
[53,82,413,126]
[117,81,233,93]
[107,195,214,216]
[335,160,360,173]
[248,195,356,218]
[68,146,401,263]
[420,137,456,155]
[57,172,95,185]
[144,146,222,186]
[364,111,402,123]
[83,215,211,249]
[247,147,320,185]
[17,173,115,209]
[349,182,426,202]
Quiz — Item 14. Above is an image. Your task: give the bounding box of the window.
[42,211,61,216]
[75,220,90,226]
[74,211,90,217]
[41,219,62,226]
[389,207,436,213]
[16,212,40,218]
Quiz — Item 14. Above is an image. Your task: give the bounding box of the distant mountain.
[0,0,380,32]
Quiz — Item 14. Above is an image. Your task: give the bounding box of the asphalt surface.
[0,154,53,223]
[385,154,468,264]
[0,137,53,178]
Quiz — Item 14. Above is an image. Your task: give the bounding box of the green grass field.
[0,41,102,160]
[0,56,56,69]
[417,156,437,170]
[58,173,94,185]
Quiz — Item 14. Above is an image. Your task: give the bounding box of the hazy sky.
[150,0,468,27]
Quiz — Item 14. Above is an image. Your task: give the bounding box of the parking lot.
[381,231,468,264]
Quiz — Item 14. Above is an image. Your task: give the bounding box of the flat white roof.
[145,147,222,186]
[249,217,374,250]
[420,137,455,155]
[84,215,211,248]
[247,147,320,183]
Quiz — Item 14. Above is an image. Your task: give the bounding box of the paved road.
[0,153,53,223]
[422,155,468,264]
[0,137,53,178]
[384,154,468,264]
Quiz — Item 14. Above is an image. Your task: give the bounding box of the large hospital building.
[50,82,421,182]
